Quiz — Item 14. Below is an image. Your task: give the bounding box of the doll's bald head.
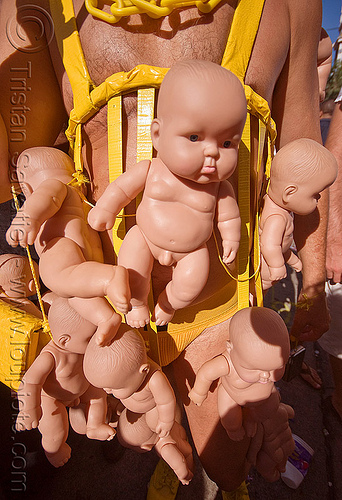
[16,147,75,185]
[270,138,337,184]
[228,307,290,360]
[83,324,148,388]
[0,254,38,297]
[156,59,247,124]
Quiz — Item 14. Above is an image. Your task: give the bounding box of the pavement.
[1,268,342,500]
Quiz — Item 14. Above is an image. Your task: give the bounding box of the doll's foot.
[153,303,175,326]
[95,313,122,346]
[177,469,194,486]
[106,266,130,314]
[125,306,150,328]
[87,423,116,441]
[45,443,71,467]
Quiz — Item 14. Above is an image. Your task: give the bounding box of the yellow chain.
[85,0,221,23]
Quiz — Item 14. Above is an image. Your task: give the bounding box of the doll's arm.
[188,354,230,406]
[6,179,67,247]
[216,181,241,264]
[16,351,55,431]
[259,214,287,281]
[88,160,150,231]
[149,369,176,437]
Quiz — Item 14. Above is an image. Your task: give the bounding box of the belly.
[137,200,214,253]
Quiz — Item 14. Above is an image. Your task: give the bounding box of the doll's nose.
[260,371,270,379]
[204,141,219,158]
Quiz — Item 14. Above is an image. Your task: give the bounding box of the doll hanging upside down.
[88,60,247,328]
[83,324,194,485]
[188,306,294,481]
[6,147,130,345]
[16,294,116,468]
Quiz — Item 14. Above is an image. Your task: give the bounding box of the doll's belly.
[222,380,273,407]
[137,201,214,253]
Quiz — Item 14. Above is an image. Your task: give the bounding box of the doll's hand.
[268,265,287,282]
[222,240,239,265]
[88,206,117,231]
[6,215,40,247]
[188,389,207,406]
[16,406,42,431]
[155,420,173,438]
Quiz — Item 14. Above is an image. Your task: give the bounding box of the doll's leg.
[81,386,115,441]
[38,396,71,467]
[118,226,154,328]
[217,384,245,441]
[39,237,130,313]
[117,408,157,452]
[284,248,302,272]
[154,245,209,326]
[155,432,194,485]
[68,403,87,434]
[69,296,122,346]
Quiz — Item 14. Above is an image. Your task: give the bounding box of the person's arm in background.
[271,0,330,342]
[325,98,342,284]
[0,0,67,165]
[317,28,333,103]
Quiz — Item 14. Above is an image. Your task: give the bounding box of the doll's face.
[104,363,149,400]
[277,174,333,216]
[269,152,337,216]
[152,78,246,184]
[229,343,285,384]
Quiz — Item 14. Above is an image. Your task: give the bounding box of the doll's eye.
[189,135,199,142]
[223,141,231,148]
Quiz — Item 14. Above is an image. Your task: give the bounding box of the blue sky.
[323,0,341,44]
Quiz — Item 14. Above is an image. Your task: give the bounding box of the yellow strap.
[49,0,94,106]
[136,88,161,364]
[254,121,266,307]
[11,187,52,338]
[136,88,155,206]
[108,96,125,258]
[66,65,168,148]
[222,0,265,81]
[237,114,251,310]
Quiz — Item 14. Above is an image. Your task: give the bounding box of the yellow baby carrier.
[0,0,276,390]
[48,0,276,367]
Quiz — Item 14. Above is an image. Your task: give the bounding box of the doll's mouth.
[201,165,216,174]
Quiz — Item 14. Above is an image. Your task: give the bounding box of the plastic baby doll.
[0,253,42,317]
[83,324,194,485]
[16,294,115,468]
[6,146,130,345]
[188,307,290,442]
[88,59,247,327]
[260,138,337,289]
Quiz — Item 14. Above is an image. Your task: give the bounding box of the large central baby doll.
[88,60,247,327]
